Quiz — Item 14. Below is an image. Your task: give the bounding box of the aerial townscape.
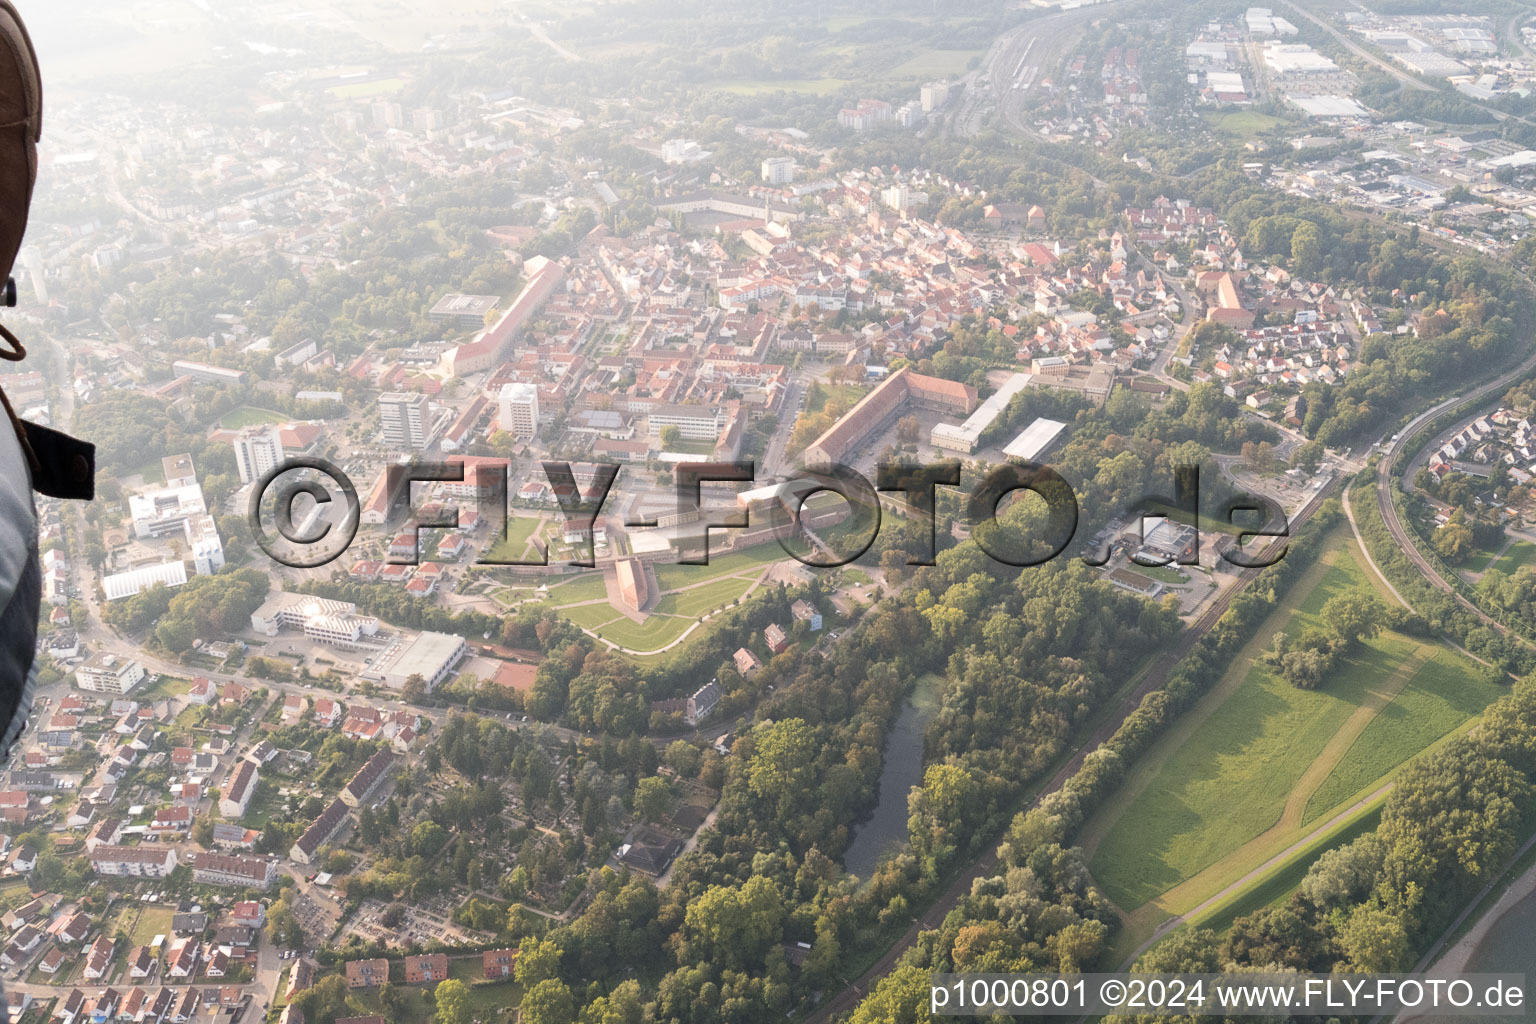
[4,0,1536,1022]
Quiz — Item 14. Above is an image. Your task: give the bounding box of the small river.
[843,676,941,880]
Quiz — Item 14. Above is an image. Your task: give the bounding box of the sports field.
[1083,529,1502,951]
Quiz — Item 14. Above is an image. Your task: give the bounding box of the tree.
[1291,439,1325,474]
[633,776,671,823]
[380,982,409,1024]
[1332,902,1410,972]
[1291,221,1323,276]
[192,815,214,846]
[520,980,575,1024]
[895,414,921,445]
[660,425,681,449]
[515,936,562,986]
[663,740,702,778]
[1321,592,1383,648]
[746,718,816,817]
[579,980,644,1024]
[432,979,472,1024]
[849,965,932,1024]
[380,903,406,928]
[402,674,428,704]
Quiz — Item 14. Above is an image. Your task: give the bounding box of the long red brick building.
[800,367,977,466]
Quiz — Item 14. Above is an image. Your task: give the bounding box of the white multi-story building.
[761,157,796,185]
[220,760,259,819]
[89,845,177,877]
[498,382,540,440]
[380,392,431,449]
[250,592,379,648]
[187,513,226,576]
[232,425,283,484]
[920,81,952,112]
[647,403,723,442]
[76,652,146,695]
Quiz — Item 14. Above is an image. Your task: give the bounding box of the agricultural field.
[1083,530,1501,938]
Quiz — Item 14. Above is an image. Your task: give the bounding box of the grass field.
[1202,110,1286,138]
[806,381,869,415]
[653,576,755,618]
[560,604,620,630]
[220,406,288,429]
[1488,540,1536,574]
[1086,533,1490,912]
[885,48,982,79]
[482,517,544,564]
[130,906,175,946]
[546,574,610,605]
[1189,803,1384,936]
[1461,543,1503,574]
[593,614,697,651]
[1301,651,1502,823]
[652,545,784,590]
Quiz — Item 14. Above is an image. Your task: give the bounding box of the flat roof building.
[1002,417,1069,462]
[930,372,1034,453]
[361,631,467,691]
[428,293,501,330]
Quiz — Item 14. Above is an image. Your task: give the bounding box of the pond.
[843,674,942,881]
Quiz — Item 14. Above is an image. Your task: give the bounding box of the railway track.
[1373,347,1536,648]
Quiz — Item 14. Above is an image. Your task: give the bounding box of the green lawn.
[482,517,544,563]
[1087,544,1438,910]
[1137,563,1191,586]
[654,576,755,618]
[346,983,434,1024]
[547,573,610,605]
[461,978,522,1019]
[885,48,983,79]
[220,405,288,429]
[1190,805,1384,936]
[130,906,175,946]
[1301,651,1502,824]
[1461,544,1504,574]
[806,381,868,415]
[128,458,165,486]
[1488,540,1536,574]
[560,604,620,630]
[652,545,784,590]
[1203,110,1287,138]
[139,674,193,698]
[593,614,696,652]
